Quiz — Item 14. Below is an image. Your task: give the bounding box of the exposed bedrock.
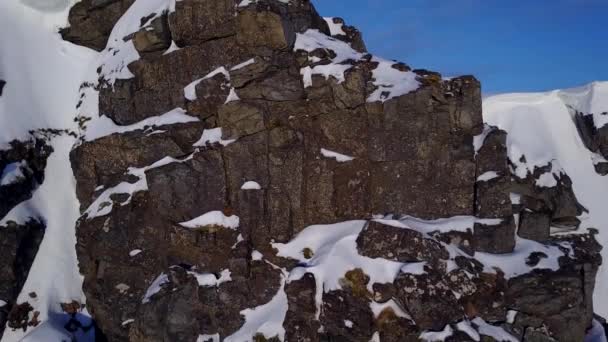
[61,0,603,341]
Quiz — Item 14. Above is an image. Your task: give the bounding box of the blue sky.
[312,0,608,94]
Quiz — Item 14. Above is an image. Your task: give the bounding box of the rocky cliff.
[0,0,605,341]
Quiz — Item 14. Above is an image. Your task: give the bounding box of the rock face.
[0,139,52,219]
[573,111,608,175]
[0,220,45,337]
[0,139,51,336]
[58,0,603,341]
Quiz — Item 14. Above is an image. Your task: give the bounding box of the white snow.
[320,148,354,162]
[476,171,499,182]
[129,249,143,257]
[184,67,230,101]
[294,29,419,99]
[251,251,264,261]
[197,334,220,342]
[294,29,363,85]
[400,262,427,275]
[558,81,608,129]
[241,181,262,190]
[369,299,411,320]
[180,211,240,230]
[0,136,94,342]
[189,269,232,287]
[506,310,518,324]
[535,171,558,187]
[323,17,346,36]
[374,217,564,278]
[273,221,404,318]
[381,216,502,234]
[473,124,494,155]
[225,88,241,103]
[0,0,103,338]
[367,56,420,103]
[238,0,289,7]
[0,1,95,150]
[484,82,608,316]
[420,325,453,341]
[472,317,518,342]
[456,320,480,341]
[230,58,256,71]
[84,155,193,219]
[225,272,288,342]
[474,237,563,278]
[142,273,169,304]
[84,107,199,141]
[585,319,608,342]
[193,128,236,147]
[344,320,353,328]
[163,41,181,55]
[121,319,135,326]
[0,161,27,186]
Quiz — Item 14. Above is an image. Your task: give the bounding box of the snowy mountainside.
[0,0,606,341]
[0,1,97,341]
[483,81,608,318]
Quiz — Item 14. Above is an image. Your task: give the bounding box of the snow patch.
[241,181,262,190]
[420,325,453,341]
[193,128,236,147]
[294,29,363,85]
[323,17,346,36]
[129,249,142,257]
[189,269,232,287]
[85,107,198,141]
[273,221,403,318]
[84,155,193,219]
[225,272,288,342]
[142,273,169,304]
[320,148,354,162]
[484,84,608,315]
[367,56,419,103]
[180,211,240,230]
[0,161,27,186]
[369,299,411,320]
[197,334,220,342]
[477,171,499,182]
[231,58,256,71]
[184,67,230,101]
[472,317,518,342]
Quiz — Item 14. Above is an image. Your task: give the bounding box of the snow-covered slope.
[484,81,608,317]
[0,1,97,340]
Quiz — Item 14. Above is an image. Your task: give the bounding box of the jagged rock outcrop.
[0,139,51,335]
[0,220,45,336]
[59,0,603,341]
[60,0,136,51]
[573,110,608,175]
[0,139,52,219]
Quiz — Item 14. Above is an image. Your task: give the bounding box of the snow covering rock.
[485,83,608,322]
[0,0,606,341]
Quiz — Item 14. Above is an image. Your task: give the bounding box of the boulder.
[474,217,516,254]
[517,210,551,242]
[60,0,135,51]
[356,221,449,263]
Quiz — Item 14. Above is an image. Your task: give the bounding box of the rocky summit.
[0,0,606,341]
